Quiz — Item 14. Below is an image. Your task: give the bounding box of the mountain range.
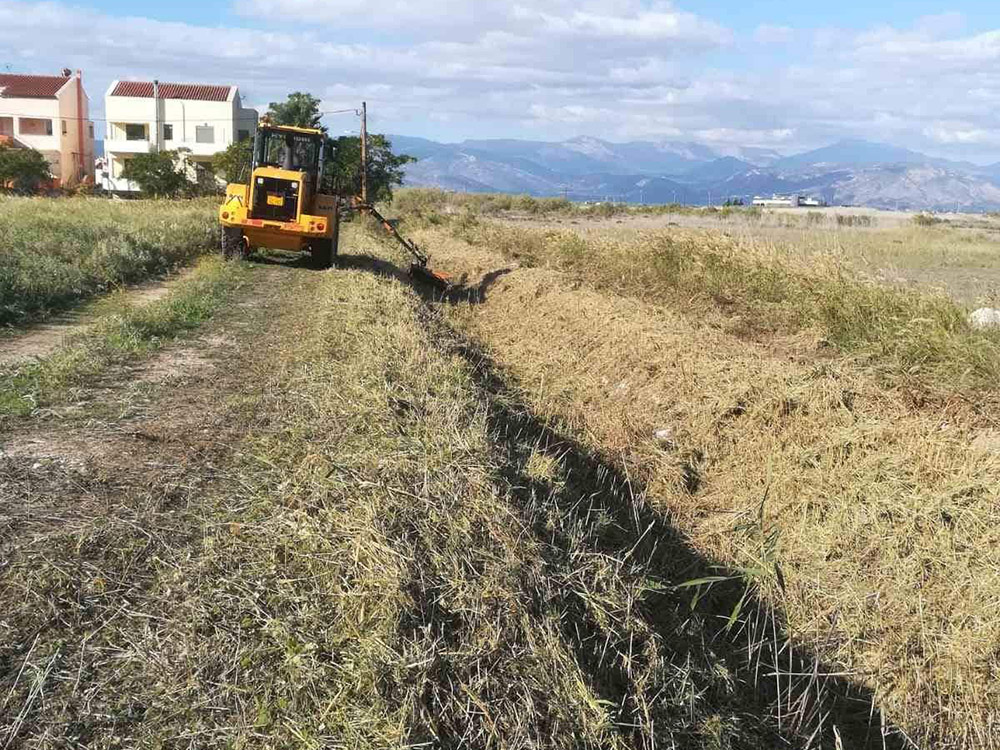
[392,135,1000,211]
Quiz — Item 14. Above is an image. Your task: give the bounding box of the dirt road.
[0,268,199,367]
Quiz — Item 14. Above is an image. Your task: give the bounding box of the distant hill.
[392,135,1000,211]
[681,157,756,183]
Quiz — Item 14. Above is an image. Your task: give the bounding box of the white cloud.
[1,1,999,161]
[924,124,999,145]
[753,24,793,44]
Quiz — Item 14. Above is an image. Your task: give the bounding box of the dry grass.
[6,195,999,747]
[0,196,218,326]
[356,207,1000,748]
[416,213,1000,392]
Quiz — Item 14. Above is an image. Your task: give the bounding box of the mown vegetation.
[0,253,895,748]
[5,189,999,748]
[364,200,1000,748]
[397,200,1000,390]
[0,196,217,325]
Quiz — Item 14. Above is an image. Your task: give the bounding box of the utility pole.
[152,79,160,153]
[360,101,368,206]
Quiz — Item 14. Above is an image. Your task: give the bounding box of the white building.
[102,80,258,192]
[752,195,827,208]
[0,70,96,187]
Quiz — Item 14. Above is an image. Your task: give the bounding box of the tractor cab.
[248,124,325,223]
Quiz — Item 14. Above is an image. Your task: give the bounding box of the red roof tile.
[111,81,233,102]
[0,74,71,99]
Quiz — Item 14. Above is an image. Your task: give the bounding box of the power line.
[0,109,361,123]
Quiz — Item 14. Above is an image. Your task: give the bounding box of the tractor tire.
[221,226,243,261]
[330,205,341,258]
[311,238,333,269]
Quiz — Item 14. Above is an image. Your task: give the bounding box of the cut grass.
[0,255,251,419]
[413,213,1000,391]
[356,208,1000,748]
[0,195,218,326]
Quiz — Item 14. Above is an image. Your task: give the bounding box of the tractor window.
[257,130,320,172]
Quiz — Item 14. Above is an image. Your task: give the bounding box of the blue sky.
[2,1,999,162]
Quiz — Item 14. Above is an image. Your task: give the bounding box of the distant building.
[103,80,258,192]
[752,195,826,208]
[0,69,96,187]
[753,195,800,208]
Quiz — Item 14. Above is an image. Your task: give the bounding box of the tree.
[212,138,252,184]
[326,134,415,203]
[121,150,189,197]
[263,92,415,201]
[0,145,51,192]
[266,92,324,130]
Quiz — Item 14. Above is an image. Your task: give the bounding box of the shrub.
[836,214,874,228]
[0,144,51,192]
[913,213,944,227]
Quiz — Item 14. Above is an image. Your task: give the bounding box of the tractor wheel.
[330,205,341,258]
[311,238,333,269]
[221,226,243,260]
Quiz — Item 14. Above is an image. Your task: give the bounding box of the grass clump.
[913,212,945,227]
[0,256,250,417]
[0,196,218,325]
[835,214,875,228]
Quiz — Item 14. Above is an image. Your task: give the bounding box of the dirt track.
[0,267,199,366]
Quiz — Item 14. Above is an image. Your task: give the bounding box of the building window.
[62,121,67,135]
[88,124,94,139]
[238,129,250,142]
[19,117,53,136]
[163,124,173,141]
[125,123,147,141]
[195,125,214,144]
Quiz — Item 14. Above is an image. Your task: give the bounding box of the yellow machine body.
[218,124,339,256]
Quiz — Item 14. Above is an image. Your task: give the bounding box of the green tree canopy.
[212,138,253,184]
[253,93,416,202]
[326,134,415,203]
[0,145,51,192]
[266,92,324,130]
[121,150,189,197]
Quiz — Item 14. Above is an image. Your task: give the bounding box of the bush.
[121,150,190,197]
[913,213,944,227]
[836,214,874,228]
[0,144,51,192]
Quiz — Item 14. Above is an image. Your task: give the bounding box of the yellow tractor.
[219,122,340,267]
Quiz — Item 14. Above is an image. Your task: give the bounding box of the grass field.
[0,196,217,326]
[3,192,1000,748]
[384,190,1000,748]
